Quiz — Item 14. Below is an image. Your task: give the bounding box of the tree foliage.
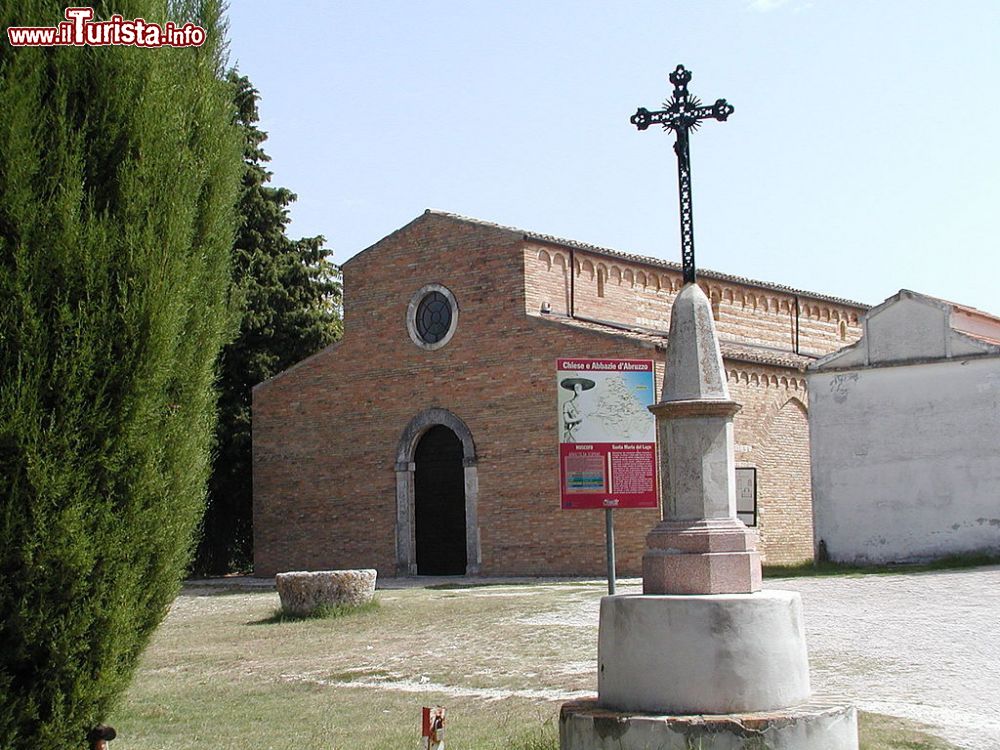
[0,1,242,746]
[193,73,342,575]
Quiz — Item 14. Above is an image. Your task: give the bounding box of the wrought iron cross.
[631,65,733,285]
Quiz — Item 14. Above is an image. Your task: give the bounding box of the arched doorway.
[414,425,467,574]
[395,408,480,576]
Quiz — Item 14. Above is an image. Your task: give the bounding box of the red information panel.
[557,358,658,509]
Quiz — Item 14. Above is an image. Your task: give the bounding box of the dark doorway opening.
[414,425,467,575]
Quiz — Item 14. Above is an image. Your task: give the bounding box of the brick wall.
[254,213,862,577]
[523,244,863,356]
[727,370,813,564]
[254,212,530,576]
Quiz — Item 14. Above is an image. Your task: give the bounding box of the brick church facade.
[252,210,866,577]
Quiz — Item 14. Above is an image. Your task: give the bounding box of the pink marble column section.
[643,284,761,594]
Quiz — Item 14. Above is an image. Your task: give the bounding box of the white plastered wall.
[808,356,1000,563]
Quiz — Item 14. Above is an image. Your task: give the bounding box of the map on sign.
[557,359,658,510]
[589,373,655,442]
[558,370,655,445]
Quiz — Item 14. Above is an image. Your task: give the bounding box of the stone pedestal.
[561,700,859,750]
[643,519,761,594]
[275,569,376,615]
[562,588,858,750]
[598,592,810,714]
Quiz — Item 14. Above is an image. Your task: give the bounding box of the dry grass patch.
[860,713,960,750]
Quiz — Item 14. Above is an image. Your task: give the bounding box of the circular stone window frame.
[406,283,459,350]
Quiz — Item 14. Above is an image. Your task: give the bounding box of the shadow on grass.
[427,577,603,591]
[764,551,1000,579]
[179,586,267,598]
[428,580,542,591]
[246,599,380,625]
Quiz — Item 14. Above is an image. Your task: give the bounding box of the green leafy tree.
[0,1,242,747]
[193,73,342,575]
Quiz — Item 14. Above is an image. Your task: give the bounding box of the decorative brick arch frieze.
[727,367,806,392]
[394,408,480,576]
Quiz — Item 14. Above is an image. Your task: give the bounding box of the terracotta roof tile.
[533,313,815,371]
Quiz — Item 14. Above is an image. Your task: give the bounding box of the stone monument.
[558,66,858,749]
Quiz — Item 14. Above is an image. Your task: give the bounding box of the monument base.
[643,518,761,594]
[560,699,859,750]
[599,592,810,714]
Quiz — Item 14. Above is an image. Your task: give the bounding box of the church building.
[252,210,867,577]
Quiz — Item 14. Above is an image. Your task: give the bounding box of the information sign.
[736,467,757,526]
[557,358,658,509]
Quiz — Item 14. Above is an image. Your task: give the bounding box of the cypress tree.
[0,1,242,746]
[194,73,342,575]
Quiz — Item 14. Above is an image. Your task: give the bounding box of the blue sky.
[226,1,1000,313]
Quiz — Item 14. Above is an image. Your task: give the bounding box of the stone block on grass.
[275,569,377,615]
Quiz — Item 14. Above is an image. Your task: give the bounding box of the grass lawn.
[762,551,1000,579]
[108,580,958,749]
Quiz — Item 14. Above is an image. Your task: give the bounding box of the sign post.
[557,358,657,592]
[605,508,616,595]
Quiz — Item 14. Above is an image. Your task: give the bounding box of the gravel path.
[767,566,1000,750]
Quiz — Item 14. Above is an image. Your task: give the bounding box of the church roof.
[534,313,817,371]
[424,209,869,310]
[929,296,1000,346]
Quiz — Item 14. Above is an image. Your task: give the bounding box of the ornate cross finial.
[631,65,733,285]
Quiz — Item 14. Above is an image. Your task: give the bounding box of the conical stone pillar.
[643,283,761,594]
